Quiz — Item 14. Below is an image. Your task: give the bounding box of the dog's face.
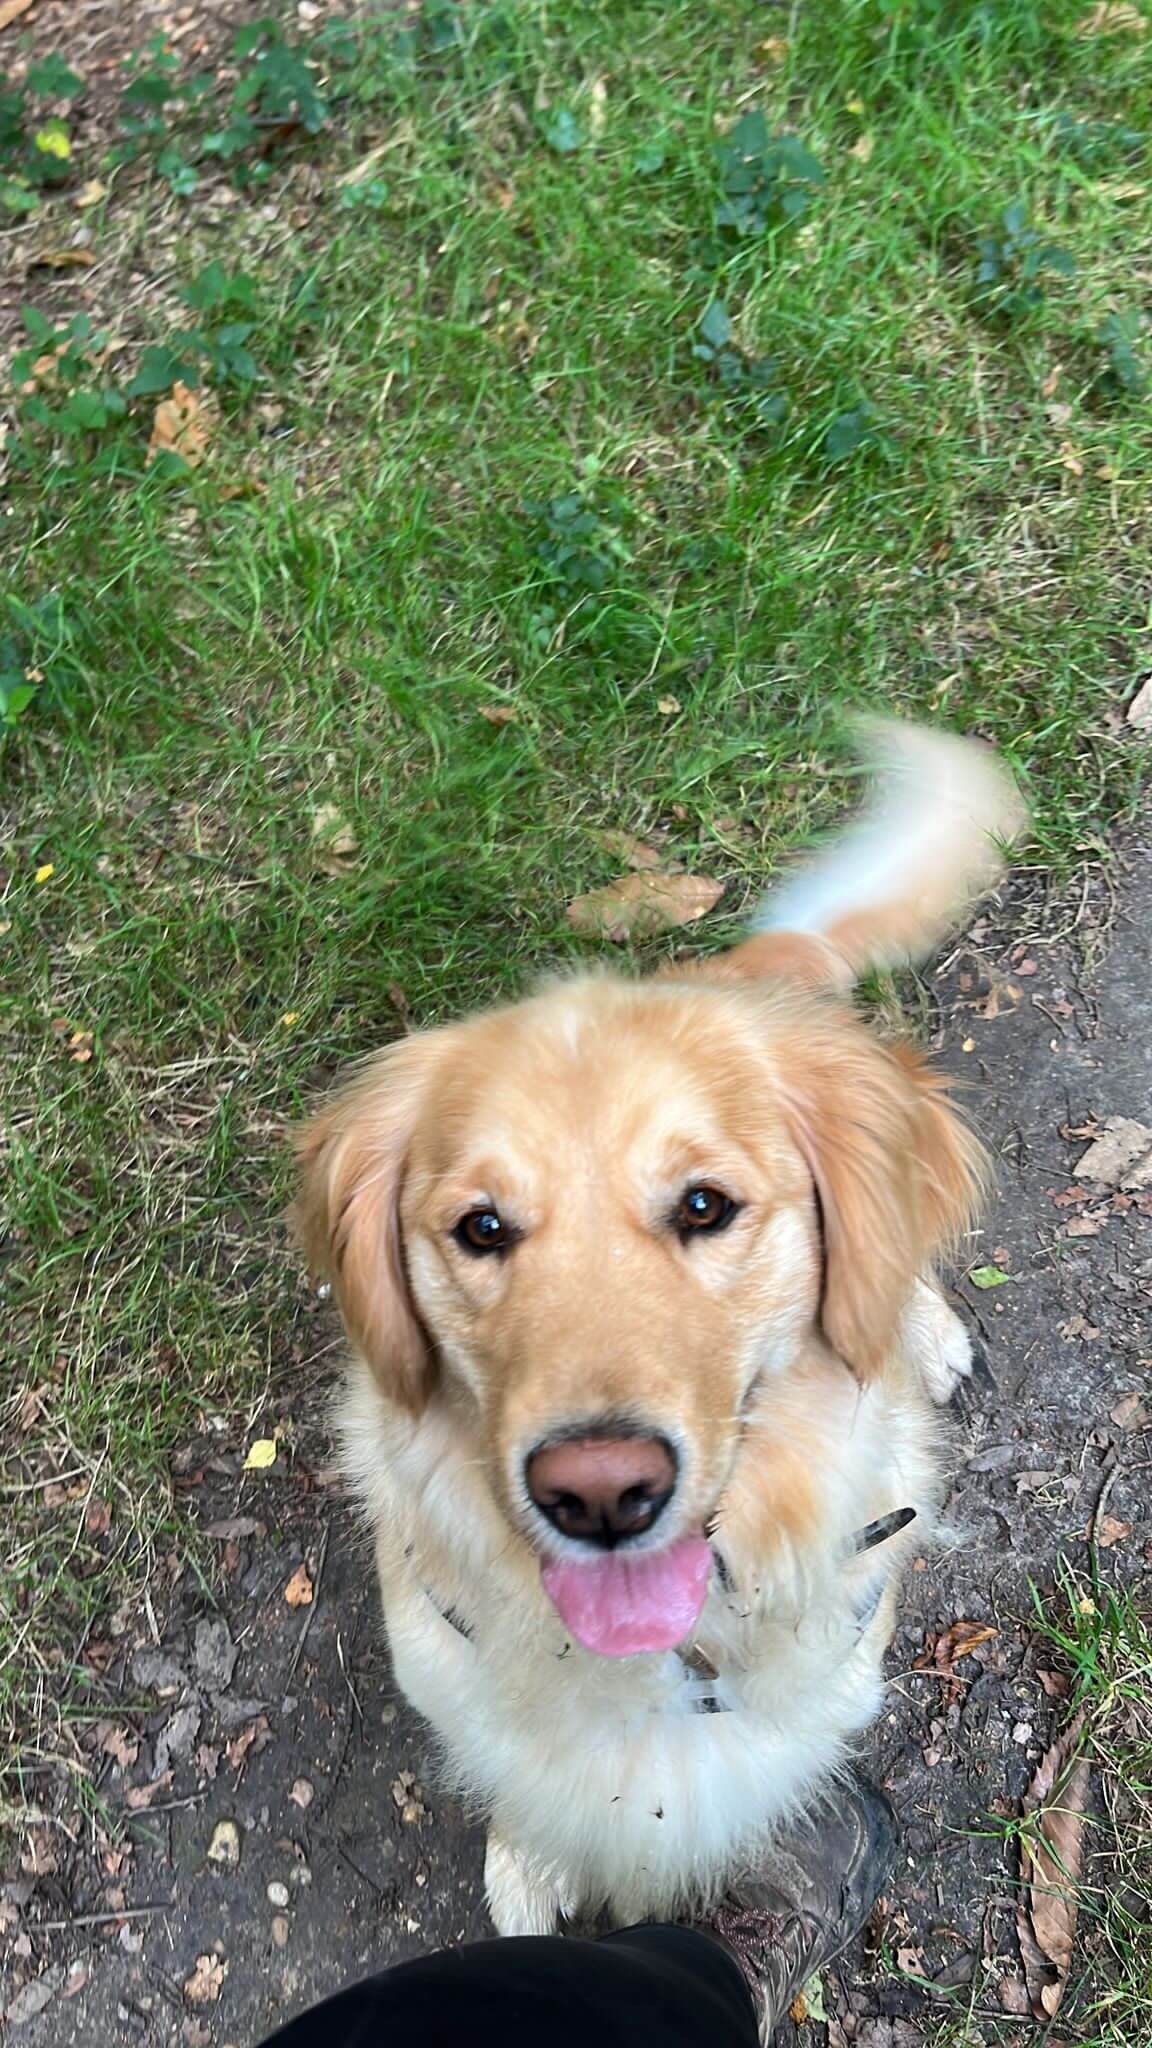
[295,960,982,1654]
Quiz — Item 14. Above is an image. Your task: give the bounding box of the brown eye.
[675,1185,739,1239]
[454,1208,514,1255]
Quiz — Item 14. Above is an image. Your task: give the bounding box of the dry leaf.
[19,1826,58,1876]
[98,1723,138,1769]
[567,870,724,942]
[1109,1392,1148,1431]
[284,1563,314,1608]
[125,1770,173,1811]
[290,1777,314,1809]
[183,1954,227,2006]
[148,383,214,468]
[243,1436,278,1472]
[1096,1514,1132,1549]
[1074,1117,1152,1191]
[391,1769,428,1822]
[310,803,358,872]
[1065,1211,1106,1237]
[29,248,95,271]
[225,1715,272,1770]
[1127,677,1152,731]
[204,1515,263,1539]
[850,133,875,163]
[478,704,518,725]
[1076,1,1147,30]
[207,1819,241,1868]
[590,828,674,872]
[0,0,35,27]
[1017,1714,1089,2020]
[76,179,107,208]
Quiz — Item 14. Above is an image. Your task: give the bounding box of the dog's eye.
[453,1208,514,1255]
[675,1185,739,1239]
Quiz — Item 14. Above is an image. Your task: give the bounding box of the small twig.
[0,1467,89,1497]
[1087,1448,1121,1557]
[34,1902,173,1933]
[285,1524,330,1683]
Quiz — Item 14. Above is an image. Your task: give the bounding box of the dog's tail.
[734,719,1025,991]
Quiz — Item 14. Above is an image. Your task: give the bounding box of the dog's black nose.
[525,1435,677,1547]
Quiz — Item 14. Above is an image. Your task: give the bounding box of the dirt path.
[4,830,1150,2047]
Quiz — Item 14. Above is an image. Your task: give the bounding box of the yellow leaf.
[284,1563,314,1608]
[34,123,71,161]
[34,863,55,884]
[243,1437,278,1471]
[280,1011,300,1027]
[76,179,108,209]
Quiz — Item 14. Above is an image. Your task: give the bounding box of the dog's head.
[293,942,984,1656]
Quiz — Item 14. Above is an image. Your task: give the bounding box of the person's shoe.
[691,1770,897,2040]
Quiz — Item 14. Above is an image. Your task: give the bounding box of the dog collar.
[420,1506,916,1714]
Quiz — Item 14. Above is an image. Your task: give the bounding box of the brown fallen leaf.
[183,1953,227,2006]
[1073,1116,1152,1191]
[1109,1392,1148,1431]
[204,1515,264,1540]
[97,1722,139,1769]
[225,1715,272,1770]
[590,829,675,873]
[148,382,214,468]
[0,0,35,27]
[84,1496,111,1537]
[19,1826,59,1876]
[478,704,519,726]
[1096,1514,1132,1549]
[919,1619,998,1671]
[1017,1712,1089,2020]
[1065,1211,1107,1237]
[124,1770,174,1811]
[284,1562,313,1608]
[567,870,724,942]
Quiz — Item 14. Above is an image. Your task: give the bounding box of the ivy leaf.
[968,1264,1012,1289]
[698,299,732,351]
[540,107,585,155]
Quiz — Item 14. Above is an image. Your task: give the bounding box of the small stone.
[266,1881,290,1908]
[289,1777,314,1810]
[271,1915,290,1948]
[207,1820,241,1869]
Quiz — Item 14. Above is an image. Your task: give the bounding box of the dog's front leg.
[484,1832,571,1937]
[900,1276,974,1405]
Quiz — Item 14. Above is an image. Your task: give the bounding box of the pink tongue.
[542,1536,712,1658]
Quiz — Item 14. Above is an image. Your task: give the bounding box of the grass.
[0,0,1149,1959]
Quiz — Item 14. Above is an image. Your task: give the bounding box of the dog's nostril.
[524,1434,677,1548]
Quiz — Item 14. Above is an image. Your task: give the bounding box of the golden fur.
[292,720,1021,1933]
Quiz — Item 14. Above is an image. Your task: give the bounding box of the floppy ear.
[291,1036,442,1415]
[778,1018,987,1381]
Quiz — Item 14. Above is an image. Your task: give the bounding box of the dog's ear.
[291,1036,441,1414]
[779,1020,986,1381]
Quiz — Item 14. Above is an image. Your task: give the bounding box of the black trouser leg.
[259,1924,761,2048]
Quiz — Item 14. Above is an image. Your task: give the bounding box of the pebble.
[267,1881,290,1908]
[271,1915,290,1948]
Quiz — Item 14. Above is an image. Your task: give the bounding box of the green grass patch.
[1,0,1149,1845]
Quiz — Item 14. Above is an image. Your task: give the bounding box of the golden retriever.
[293,720,1022,1935]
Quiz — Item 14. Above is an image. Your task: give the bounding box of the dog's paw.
[484,1834,569,1937]
[901,1279,976,1407]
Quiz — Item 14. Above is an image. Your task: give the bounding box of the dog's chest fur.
[339,1357,942,1929]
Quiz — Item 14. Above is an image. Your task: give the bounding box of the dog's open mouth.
[541,1535,712,1658]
